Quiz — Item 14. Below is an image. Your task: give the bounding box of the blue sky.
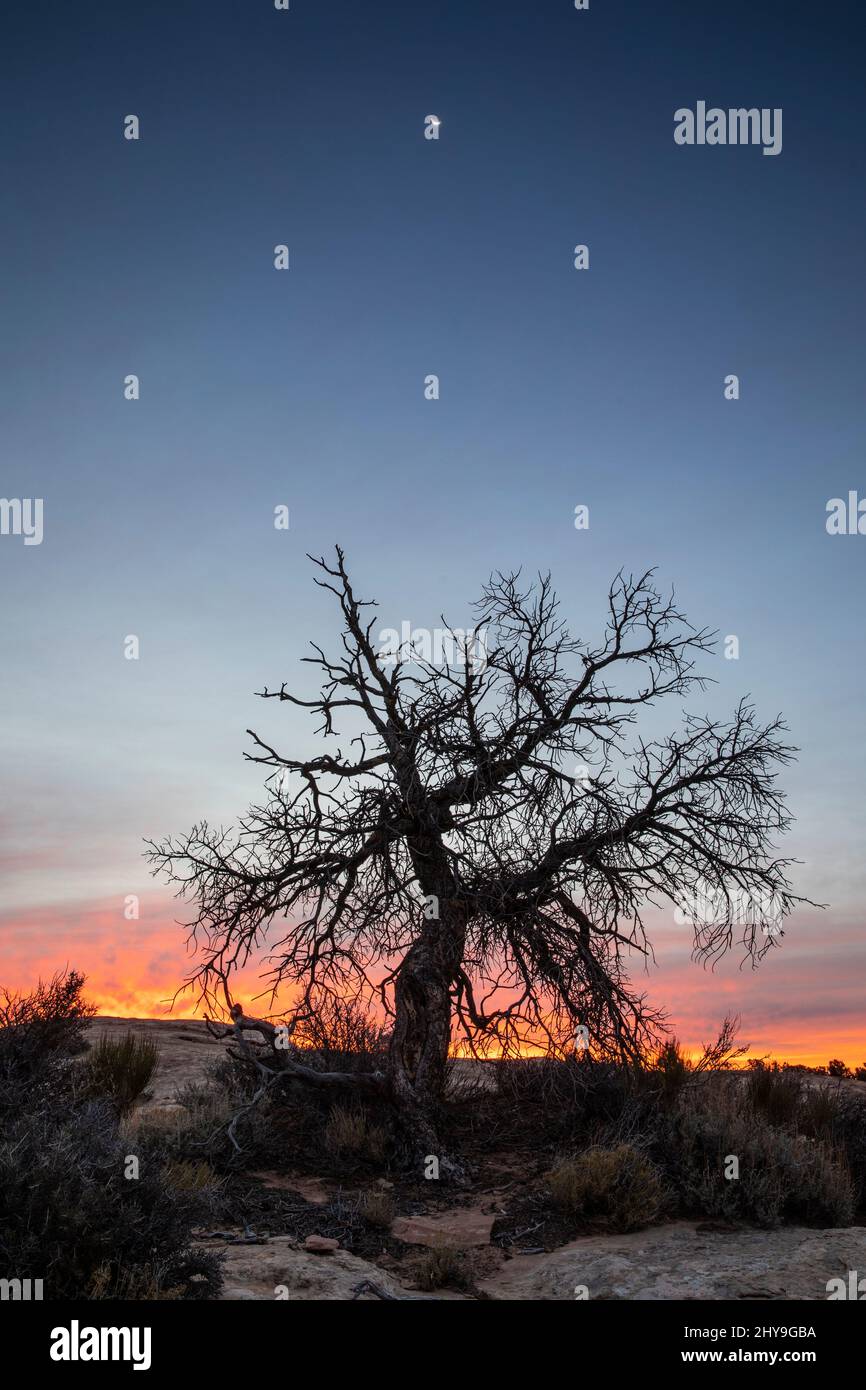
[1,0,865,1056]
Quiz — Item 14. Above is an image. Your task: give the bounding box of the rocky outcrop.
[478,1222,866,1301]
[211,1221,866,1300]
[213,1236,431,1300]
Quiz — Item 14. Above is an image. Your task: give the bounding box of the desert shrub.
[487,1022,744,1155]
[798,1088,866,1212]
[170,1077,243,1146]
[798,1083,844,1139]
[662,1099,784,1226]
[0,972,221,1300]
[163,1000,393,1173]
[854,1065,866,1082]
[82,1032,160,1114]
[827,1059,852,1078]
[737,1077,866,1215]
[746,1063,803,1127]
[795,1141,857,1226]
[291,998,390,1074]
[86,1262,196,1301]
[656,1081,855,1228]
[444,1057,498,1104]
[547,1144,664,1232]
[0,971,94,1115]
[163,1062,288,1170]
[492,1055,636,1146]
[168,1056,397,1177]
[639,1018,747,1110]
[646,1039,693,1108]
[0,1095,222,1299]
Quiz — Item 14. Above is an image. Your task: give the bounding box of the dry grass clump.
[360,1189,395,1228]
[82,1031,160,1114]
[412,1244,476,1292]
[324,1102,388,1162]
[547,1143,664,1232]
[163,1158,223,1192]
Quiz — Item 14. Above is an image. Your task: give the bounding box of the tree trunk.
[388,916,465,1180]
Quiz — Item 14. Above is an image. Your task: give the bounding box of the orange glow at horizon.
[2,896,865,1072]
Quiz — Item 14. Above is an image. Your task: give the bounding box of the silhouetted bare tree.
[147,548,805,1168]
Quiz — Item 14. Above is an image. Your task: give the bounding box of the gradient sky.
[2,0,865,1065]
